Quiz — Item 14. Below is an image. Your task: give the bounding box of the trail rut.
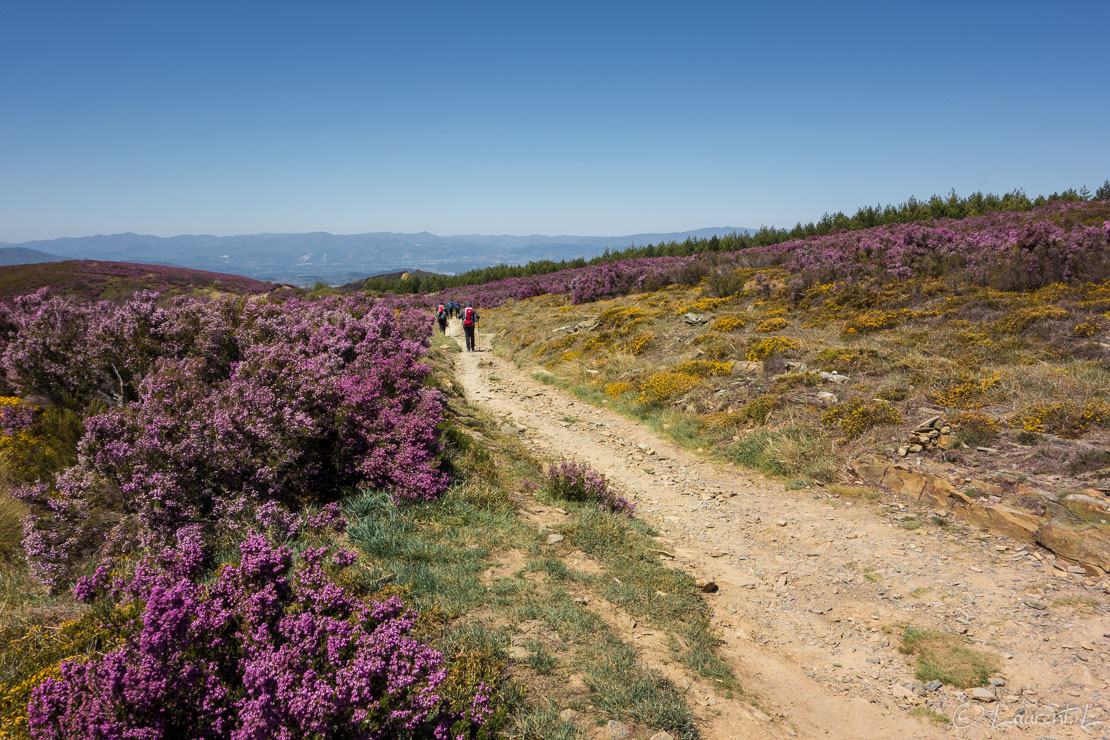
[452,333,1110,739]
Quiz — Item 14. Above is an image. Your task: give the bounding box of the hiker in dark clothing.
[462,303,479,351]
[435,302,448,333]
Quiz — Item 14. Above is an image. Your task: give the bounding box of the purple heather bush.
[542,459,634,515]
[33,532,491,739]
[7,291,447,588]
[1,399,34,434]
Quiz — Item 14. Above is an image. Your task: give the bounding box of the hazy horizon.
[0,224,752,246]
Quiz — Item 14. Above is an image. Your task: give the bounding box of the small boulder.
[890,684,915,700]
[605,720,630,739]
[969,687,996,702]
[818,370,850,384]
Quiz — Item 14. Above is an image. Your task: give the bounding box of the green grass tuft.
[899,626,1000,688]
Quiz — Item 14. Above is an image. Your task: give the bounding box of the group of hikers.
[435,300,480,352]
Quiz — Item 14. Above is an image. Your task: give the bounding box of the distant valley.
[0,227,752,286]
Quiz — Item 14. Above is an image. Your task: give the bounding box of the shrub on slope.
[4,291,447,589]
[29,526,491,739]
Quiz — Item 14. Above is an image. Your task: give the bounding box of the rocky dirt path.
[453,337,1110,739]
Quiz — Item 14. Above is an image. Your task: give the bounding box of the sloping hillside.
[0,248,63,267]
[449,200,1110,574]
[0,260,274,302]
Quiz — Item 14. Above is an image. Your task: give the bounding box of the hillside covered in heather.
[0,260,274,303]
[432,199,1110,308]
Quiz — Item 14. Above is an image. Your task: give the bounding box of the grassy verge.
[334,339,747,737]
[511,345,837,483]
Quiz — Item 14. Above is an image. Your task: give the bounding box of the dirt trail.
[453,335,1110,739]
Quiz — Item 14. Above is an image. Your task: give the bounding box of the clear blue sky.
[2,0,1108,242]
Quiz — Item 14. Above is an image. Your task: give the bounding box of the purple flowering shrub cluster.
[541,460,634,515]
[437,201,1110,308]
[4,291,447,589]
[0,286,503,737]
[31,523,491,739]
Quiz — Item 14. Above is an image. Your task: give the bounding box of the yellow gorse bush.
[931,373,1002,410]
[691,332,726,346]
[636,372,700,404]
[740,394,778,424]
[709,316,745,332]
[992,305,1069,334]
[1009,400,1109,438]
[675,360,733,378]
[582,336,608,353]
[948,328,992,347]
[597,305,655,330]
[756,317,789,332]
[745,336,799,362]
[676,296,732,315]
[628,333,652,355]
[821,398,902,438]
[950,411,1001,444]
[604,381,635,398]
[1073,321,1101,337]
[843,310,907,335]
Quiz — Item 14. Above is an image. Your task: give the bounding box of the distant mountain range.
[0,227,753,286]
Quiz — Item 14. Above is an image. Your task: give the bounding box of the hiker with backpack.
[435,302,448,333]
[462,302,480,351]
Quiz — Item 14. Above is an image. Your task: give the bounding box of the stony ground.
[451,324,1110,739]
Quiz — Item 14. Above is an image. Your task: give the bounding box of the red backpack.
[436,304,445,317]
[463,307,475,325]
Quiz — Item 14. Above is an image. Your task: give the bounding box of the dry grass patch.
[899,626,1000,688]
[827,484,881,502]
[1051,595,1101,612]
